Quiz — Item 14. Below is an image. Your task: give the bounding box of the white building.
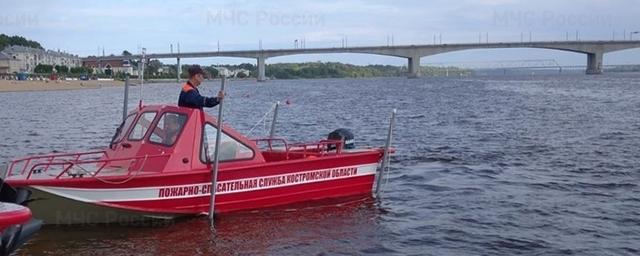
[0,45,82,73]
[82,58,133,75]
[233,69,251,78]
[0,52,20,74]
[214,67,251,78]
[215,67,232,78]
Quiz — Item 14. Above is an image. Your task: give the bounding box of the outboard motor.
[328,128,355,150]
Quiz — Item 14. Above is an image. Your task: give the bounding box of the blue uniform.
[178,81,220,109]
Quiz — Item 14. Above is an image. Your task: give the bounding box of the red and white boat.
[2,104,392,224]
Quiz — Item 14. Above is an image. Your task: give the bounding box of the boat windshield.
[149,112,188,146]
[110,113,137,146]
[128,112,157,141]
[201,123,254,162]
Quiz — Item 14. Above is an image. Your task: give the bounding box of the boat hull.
[16,156,380,224]
[25,188,181,225]
[4,104,388,225]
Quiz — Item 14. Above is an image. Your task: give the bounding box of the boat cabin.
[104,104,346,174]
[106,105,266,172]
[6,104,351,182]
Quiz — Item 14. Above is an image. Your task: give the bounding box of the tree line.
[33,64,92,75]
[265,62,405,79]
[132,60,470,80]
[0,34,44,50]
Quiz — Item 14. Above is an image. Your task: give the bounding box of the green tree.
[0,34,43,50]
[204,66,219,78]
[145,59,163,77]
[235,71,248,78]
[55,65,69,73]
[34,64,53,74]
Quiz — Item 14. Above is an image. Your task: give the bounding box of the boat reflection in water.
[19,196,386,255]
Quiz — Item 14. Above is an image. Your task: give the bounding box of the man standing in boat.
[178,65,224,109]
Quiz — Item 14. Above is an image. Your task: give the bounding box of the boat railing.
[6,151,171,180]
[287,140,344,157]
[252,138,289,151]
[7,151,106,178]
[252,138,343,159]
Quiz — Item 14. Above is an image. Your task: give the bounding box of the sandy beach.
[0,80,124,93]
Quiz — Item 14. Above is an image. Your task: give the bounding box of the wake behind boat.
[1,104,394,225]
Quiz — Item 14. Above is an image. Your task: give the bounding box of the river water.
[1,74,639,255]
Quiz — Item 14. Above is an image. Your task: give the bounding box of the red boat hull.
[3,105,388,224]
[10,152,381,224]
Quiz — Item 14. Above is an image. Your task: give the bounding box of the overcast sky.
[1,0,639,67]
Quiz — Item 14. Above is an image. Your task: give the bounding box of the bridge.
[84,40,640,81]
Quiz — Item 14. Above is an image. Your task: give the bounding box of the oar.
[208,76,226,226]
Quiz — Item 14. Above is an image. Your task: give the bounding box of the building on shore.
[0,52,21,74]
[233,68,251,78]
[215,67,232,78]
[214,67,250,78]
[0,45,81,73]
[82,58,134,75]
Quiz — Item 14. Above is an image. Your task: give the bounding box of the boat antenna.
[122,75,130,122]
[269,101,280,138]
[375,108,396,198]
[209,76,226,226]
[139,47,146,109]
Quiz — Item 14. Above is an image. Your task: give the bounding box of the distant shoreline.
[0,80,123,93]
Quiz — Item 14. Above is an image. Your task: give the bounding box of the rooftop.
[0,52,11,60]
[1,45,79,58]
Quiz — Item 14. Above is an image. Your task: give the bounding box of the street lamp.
[631,31,640,40]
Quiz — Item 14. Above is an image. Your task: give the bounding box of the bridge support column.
[407,56,421,78]
[586,51,603,75]
[176,57,181,82]
[257,56,266,82]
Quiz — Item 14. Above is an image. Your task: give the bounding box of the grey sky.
[1,0,639,66]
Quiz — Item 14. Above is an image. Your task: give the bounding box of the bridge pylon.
[408,56,421,78]
[586,51,603,75]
